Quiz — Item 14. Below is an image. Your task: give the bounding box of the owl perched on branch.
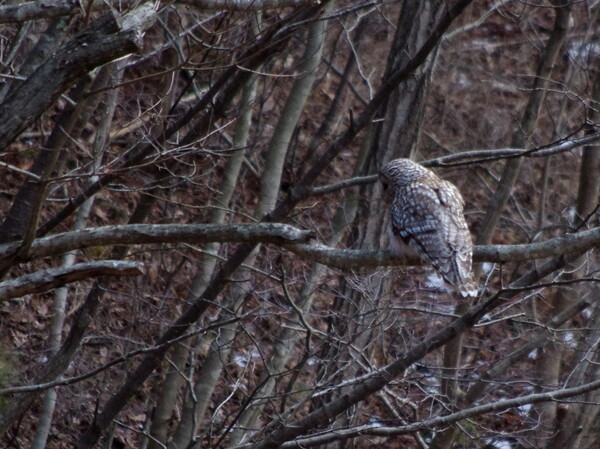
[379,158,477,298]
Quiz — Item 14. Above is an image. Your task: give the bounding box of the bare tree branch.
[305,131,600,199]
[425,131,600,167]
[278,377,600,448]
[0,261,143,301]
[0,4,156,151]
[0,223,600,269]
[285,225,600,268]
[0,1,84,23]
[2,222,597,269]
[0,223,314,263]
[0,314,243,396]
[246,244,577,449]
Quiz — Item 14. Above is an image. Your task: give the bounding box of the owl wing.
[437,180,474,284]
[390,181,475,295]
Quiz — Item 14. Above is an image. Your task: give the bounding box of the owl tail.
[456,277,479,298]
[445,256,478,298]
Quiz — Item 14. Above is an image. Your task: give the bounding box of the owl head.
[379,158,430,190]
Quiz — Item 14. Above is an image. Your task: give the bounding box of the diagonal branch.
[0,4,156,151]
[246,246,576,449]
[306,131,600,199]
[272,0,475,215]
[35,5,320,238]
[280,376,600,448]
[0,261,144,301]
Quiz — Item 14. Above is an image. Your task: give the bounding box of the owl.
[379,158,477,298]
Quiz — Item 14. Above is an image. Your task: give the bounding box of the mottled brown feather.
[380,158,477,297]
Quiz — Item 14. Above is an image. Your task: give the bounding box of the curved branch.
[0,261,144,301]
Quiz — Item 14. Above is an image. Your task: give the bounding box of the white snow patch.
[233,350,260,367]
[518,403,532,415]
[487,439,513,449]
[424,273,445,290]
[457,73,471,88]
[481,262,494,275]
[563,331,577,348]
[568,39,600,61]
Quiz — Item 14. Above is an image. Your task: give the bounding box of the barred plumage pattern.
[379,158,477,298]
